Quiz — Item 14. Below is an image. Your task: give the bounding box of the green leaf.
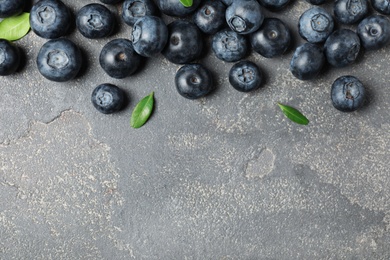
[0,13,30,41]
[277,103,309,125]
[179,0,193,7]
[131,92,155,128]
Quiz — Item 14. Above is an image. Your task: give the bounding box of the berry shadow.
[74,46,89,79]
[15,46,27,73]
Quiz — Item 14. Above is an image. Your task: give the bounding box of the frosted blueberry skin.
[306,0,327,5]
[357,15,390,51]
[91,83,125,114]
[225,0,264,35]
[334,0,368,25]
[212,28,248,62]
[371,0,390,15]
[250,18,291,58]
[122,0,158,26]
[131,15,168,57]
[258,0,291,11]
[175,64,214,100]
[193,0,226,35]
[76,3,115,39]
[298,7,334,43]
[324,29,361,67]
[0,39,20,76]
[0,0,24,18]
[229,60,263,92]
[331,76,366,112]
[36,38,82,82]
[156,0,201,17]
[290,43,325,80]
[162,20,203,65]
[30,0,72,39]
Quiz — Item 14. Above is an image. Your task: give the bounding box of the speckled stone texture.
[0,0,389,259]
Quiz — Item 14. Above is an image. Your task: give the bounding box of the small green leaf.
[131,92,155,128]
[0,13,30,41]
[277,103,309,125]
[179,0,193,7]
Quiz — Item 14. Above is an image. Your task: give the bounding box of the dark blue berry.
[357,15,390,51]
[221,0,233,6]
[229,60,263,92]
[331,75,366,112]
[334,0,368,25]
[225,0,264,35]
[290,43,325,80]
[175,64,214,99]
[324,29,360,67]
[131,15,168,57]
[298,7,334,43]
[371,0,390,15]
[156,0,201,17]
[121,0,158,26]
[258,0,291,11]
[162,20,203,65]
[76,4,115,39]
[193,0,226,35]
[250,18,291,58]
[212,28,248,62]
[30,0,72,39]
[0,39,20,76]
[0,0,24,18]
[91,83,125,114]
[36,38,82,82]
[99,38,142,79]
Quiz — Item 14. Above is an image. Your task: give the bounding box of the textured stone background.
[0,0,389,259]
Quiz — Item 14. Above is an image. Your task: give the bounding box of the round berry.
[0,0,24,18]
[371,0,390,15]
[91,83,125,114]
[121,0,158,26]
[156,0,201,17]
[175,64,214,99]
[258,0,291,11]
[298,7,334,43]
[290,43,325,80]
[225,0,264,35]
[334,0,368,25]
[357,15,390,51]
[193,0,226,35]
[212,28,248,62]
[229,60,263,92]
[331,76,366,112]
[0,39,20,76]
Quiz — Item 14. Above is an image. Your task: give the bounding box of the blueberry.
[334,0,368,25]
[229,60,263,92]
[331,75,366,112]
[30,0,72,39]
[357,15,390,51]
[0,39,20,76]
[131,16,168,57]
[156,0,201,17]
[162,20,203,65]
[371,0,390,15]
[193,0,226,35]
[121,0,158,26]
[36,38,82,82]
[290,43,325,80]
[226,0,264,35]
[91,83,125,114]
[298,7,334,43]
[305,0,327,5]
[76,3,115,39]
[324,29,360,67]
[0,0,24,18]
[221,0,233,6]
[212,28,248,62]
[100,0,123,4]
[250,18,291,58]
[99,38,142,79]
[258,0,291,11]
[175,64,214,99]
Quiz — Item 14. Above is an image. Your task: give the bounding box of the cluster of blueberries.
[0,0,384,114]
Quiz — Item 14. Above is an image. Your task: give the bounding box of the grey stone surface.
[1,0,389,259]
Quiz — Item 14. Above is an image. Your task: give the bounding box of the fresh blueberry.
[30,0,72,39]
[175,64,214,99]
[229,60,263,92]
[324,29,360,67]
[162,20,203,64]
[0,39,20,76]
[305,0,327,5]
[91,83,125,114]
[258,0,291,11]
[36,38,82,82]
[212,28,248,62]
[298,7,334,43]
[0,0,24,18]
[331,75,366,112]
[371,0,390,15]
[357,15,390,51]
[122,0,158,26]
[290,43,325,80]
[99,38,142,79]
[100,0,123,4]
[334,0,368,25]
[226,0,264,35]
[131,15,168,57]
[221,0,233,6]
[250,18,291,58]
[76,3,115,39]
[193,0,226,35]
[156,0,201,17]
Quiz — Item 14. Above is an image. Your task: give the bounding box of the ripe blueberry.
[175,64,214,99]
[0,39,20,76]
[0,0,24,18]
[122,0,158,26]
[258,0,291,11]
[290,43,325,80]
[156,0,201,17]
[371,0,390,15]
[193,0,226,35]
[225,0,264,35]
[212,28,248,62]
[334,0,368,25]
[331,75,366,112]
[91,83,125,114]
[298,7,334,43]
[357,15,390,51]
[100,0,123,4]
[229,60,263,92]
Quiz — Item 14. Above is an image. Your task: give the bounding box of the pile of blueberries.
[0,0,386,114]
